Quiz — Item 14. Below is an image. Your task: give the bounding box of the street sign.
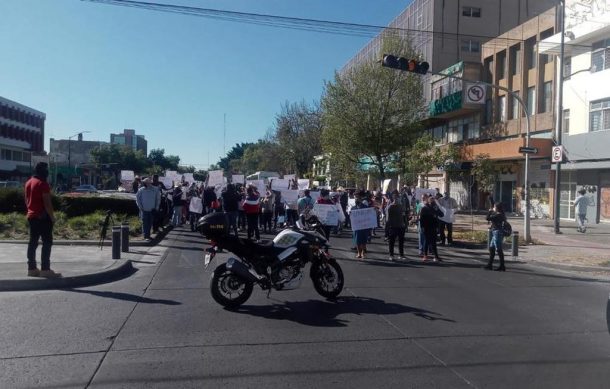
[519,146,539,154]
[464,83,486,104]
[551,145,564,163]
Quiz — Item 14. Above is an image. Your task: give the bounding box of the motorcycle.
[197,212,344,308]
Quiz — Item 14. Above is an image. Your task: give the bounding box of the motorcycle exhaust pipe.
[226,258,263,283]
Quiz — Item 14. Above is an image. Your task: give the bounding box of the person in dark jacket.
[202,187,217,215]
[386,192,406,260]
[242,186,261,241]
[419,195,444,262]
[485,202,507,271]
[222,184,240,236]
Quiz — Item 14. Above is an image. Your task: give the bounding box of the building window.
[484,57,493,82]
[497,51,506,79]
[526,37,537,70]
[511,91,520,119]
[540,29,554,64]
[462,7,481,17]
[498,95,507,122]
[563,109,570,134]
[510,45,521,76]
[541,82,552,113]
[485,99,493,124]
[527,87,536,115]
[461,40,480,53]
[590,98,610,131]
[591,39,610,73]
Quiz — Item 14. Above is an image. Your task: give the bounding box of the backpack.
[502,220,512,237]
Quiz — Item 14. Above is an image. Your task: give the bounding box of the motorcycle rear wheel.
[310,259,344,300]
[210,263,254,308]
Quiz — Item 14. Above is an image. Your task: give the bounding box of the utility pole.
[223,113,226,155]
[553,1,566,234]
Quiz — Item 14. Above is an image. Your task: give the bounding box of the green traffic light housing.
[381,54,429,75]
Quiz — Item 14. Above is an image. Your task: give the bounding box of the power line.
[82,0,593,51]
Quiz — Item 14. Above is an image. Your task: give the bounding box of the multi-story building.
[0,96,46,181]
[110,129,147,155]
[426,7,558,214]
[540,0,610,224]
[49,134,108,187]
[342,0,559,100]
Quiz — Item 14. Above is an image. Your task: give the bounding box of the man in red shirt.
[24,162,61,278]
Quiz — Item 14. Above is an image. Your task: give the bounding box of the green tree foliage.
[90,144,149,173]
[273,101,323,176]
[148,148,180,171]
[471,154,496,192]
[218,143,253,172]
[239,140,284,174]
[401,134,461,187]
[321,34,426,180]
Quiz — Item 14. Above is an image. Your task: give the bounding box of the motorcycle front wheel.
[210,263,254,308]
[310,259,344,300]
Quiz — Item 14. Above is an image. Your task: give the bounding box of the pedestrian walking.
[171,184,185,226]
[243,186,261,241]
[151,174,167,233]
[24,162,61,278]
[574,189,589,233]
[415,194,428,256]
[438,191,458,245]
[222,184,240,236]
[352,191,370,259]
[132,176,141,194]
[136,177,161,241]
[485,202,506,271]
[260,190,274,233]
[419,195,444,262]
[386,192,406,260]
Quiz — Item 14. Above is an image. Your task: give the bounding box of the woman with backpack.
[485,202,507,271]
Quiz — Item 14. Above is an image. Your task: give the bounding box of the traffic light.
[381,54,430,75]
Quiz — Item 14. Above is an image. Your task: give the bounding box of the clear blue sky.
[0,0,410,169]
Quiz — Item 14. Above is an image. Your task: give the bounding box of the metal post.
[511,231,519,257]
[112,226,121,259]
[553,0,566,234]
[121,222,130,253]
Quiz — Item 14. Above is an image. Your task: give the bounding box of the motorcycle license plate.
[204,253,212,266]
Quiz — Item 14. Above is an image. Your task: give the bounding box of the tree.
[273,101,323,177]
[471,153,496,192]
[90,144,149,173]
[148,148,180,171]
[401,134,461,187]
[239,140,284,174]
[321,34,426,181]
[218,143,253,172]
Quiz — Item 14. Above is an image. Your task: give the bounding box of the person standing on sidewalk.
[24,162,61,278]
[386,192,406,260]
[151,174,167,233]
[574,189,589,233]
[485,202,506,271]
[438,191,458,245]
[136,178,161,241]
[419,195,443,262]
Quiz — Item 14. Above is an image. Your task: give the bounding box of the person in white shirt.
[574,189,589,233]
[438,191,458,245]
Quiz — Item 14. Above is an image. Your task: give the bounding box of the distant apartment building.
[110,129,147,155]
[426,7,558,214]
[0,96,46,181]
[342,0,559,100]
[540,0,610,223]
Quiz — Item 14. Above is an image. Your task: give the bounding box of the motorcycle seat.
[241,238,286,256]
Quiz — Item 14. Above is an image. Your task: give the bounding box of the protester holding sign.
[243,186,261,241]
[351,191,373,259]
[315,189,334,240]
[438,191,458,245]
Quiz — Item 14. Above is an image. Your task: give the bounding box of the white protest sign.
[414,188,438,201]
[281,190,299,205]
[165,170,177,177]
[246,180,265,191]
[120,170,135,181]
[232,174,245,184]
[272,179,290,190]
[347,198,356,213]
[284,174,296,181]
[183,173,194,183]
[160,177,174,188]
[207,170,224,187]
[189,197,203,214]
[297,179,310,190]
[313,204,339,226]
[350,207,378,231]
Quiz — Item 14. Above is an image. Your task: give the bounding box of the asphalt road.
[2,226,610,388]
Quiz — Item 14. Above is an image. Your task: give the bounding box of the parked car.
[74,184,98,193]
[0,181,21,188]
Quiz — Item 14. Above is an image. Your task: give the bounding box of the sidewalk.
[0,230,171,292]
[453,212,610,271]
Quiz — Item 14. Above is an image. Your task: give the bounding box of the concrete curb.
[0,260,135,292]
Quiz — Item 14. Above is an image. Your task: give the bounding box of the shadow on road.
[231,296,455,327]
[64,289,182,305]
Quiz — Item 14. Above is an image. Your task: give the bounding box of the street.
[2,227,610,388]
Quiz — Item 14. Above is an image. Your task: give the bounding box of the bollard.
[121,222,130,253]
[511,231,519,257]
[112,226,121,259]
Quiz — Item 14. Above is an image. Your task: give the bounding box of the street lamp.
[67,131,91,185]
[553,0,566,234]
